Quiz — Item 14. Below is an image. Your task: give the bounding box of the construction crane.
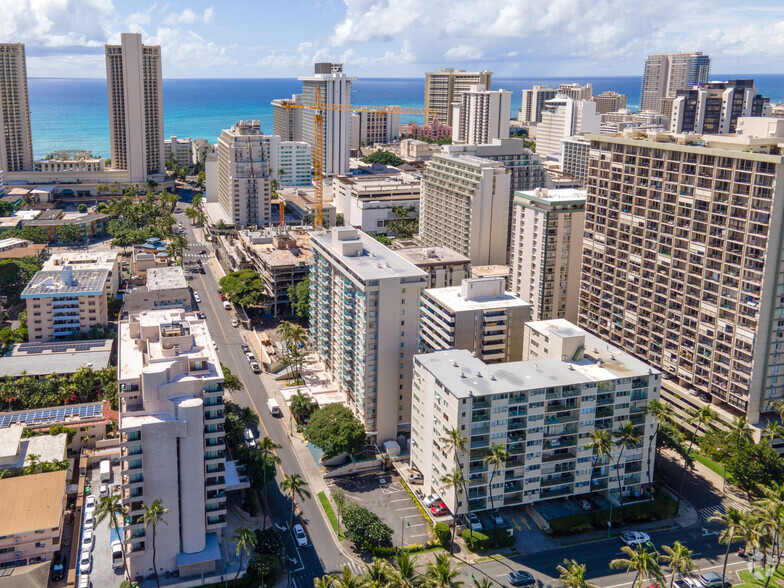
[286,94,427,230]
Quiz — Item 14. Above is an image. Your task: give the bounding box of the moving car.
[423,494,442,508]
[84,495,96,515]
[431,504,449,516]
[50,552,67,581]
[243,428,256,449]
[267,399,281,416]
[468,513,482,531]
[507,571,536,587]
[698,573,730,588]
[293,524,308,547]
[232,319,239,327]
[198,249,207,254]
[79,549,92,574]
[81,528,94,552]
[620,531,651,546]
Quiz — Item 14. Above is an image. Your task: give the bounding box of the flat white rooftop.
[515,187,587,204]
[21,267,109,297]
[395,246,471,267]
[147,266,188,291]
[424,283,530,313]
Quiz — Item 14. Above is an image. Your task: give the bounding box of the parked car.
[490,509,504,526]
[81,528,94,552]
[674,579,701,588]
[197,312,207,319]
[423,494,442,507]
[267,399,281,416]
[212,341,218,349]
[84,495,96,515]
[79,549,92,574]
[99,484,109,497]
[244,428,256,449]
[579,499,591,511]
[250,361,261,373]
[468,513,482,531]
[293,524,308,547]
[83,512,94,530]
[223,301,232,310]
[231,319,239,327]
[246,352,256,362]
[219,293,226,301]
[507,571,536,587]
[241,344,250,352]
[698,573,730,588]
[431,504,449,516]
[79,574,91,588]
[408,472,424,484]
[50,552,67,581]
[620,531,650,546]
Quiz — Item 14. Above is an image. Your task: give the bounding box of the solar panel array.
[0,403,103,428]
[16,340,108,354]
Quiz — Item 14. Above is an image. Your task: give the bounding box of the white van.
[99,459,111,482]
[267,399,281,416]
[250,361,261,373]
[223,301,231,310]
[111,540,123,569]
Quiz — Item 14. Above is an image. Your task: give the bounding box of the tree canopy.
[57,224,84,244]
[287,275,310,318]
[304,404,367,460]
[361,150,405,167]
[0,366,117,411]
[0,256,43,302]
[219,269,267,307]
[104,192,178,249]
[341,501,393,548]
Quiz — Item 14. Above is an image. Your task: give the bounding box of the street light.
[400,517,411,549]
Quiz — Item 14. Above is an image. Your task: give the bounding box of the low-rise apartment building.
[43,249,120,294]
[164,136,193,167]
[334,173,420,235]
[394,246,471,288]
[411,319,660,515]
[23,209,110,242]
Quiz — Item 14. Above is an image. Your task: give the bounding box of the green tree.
[142,500,169,588]
[330,565,365,588]
[95,495,129,581]
[192,193,203,208]
[231,526,258,582]
[708,508,744,584]
[439,468,464,551]
[660,542,695,588]
[341,501,393,548]
[0,256,43,302]
[609,545,665,588]
[167,234,188,264]
[374,234,392,246]
[257,436,281,526]
[424,553,463,588]
[556,559,599,588]
[78,203,88,213]
[304,404,367,460]
[0,201,14,216]
[288,276,311,318]
[219,269,267,307]
[361,150,405,166]
[645,400,673,487]
[289,391,316,424]
[332,488,346,537]
[677,406,717,513]
[221,365,243,392]
[57,223,83,244]
[389,551,421,588]
[280,473,311,528]
[587,428,613,504]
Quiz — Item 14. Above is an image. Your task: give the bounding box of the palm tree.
[613,422,641,523]
[483,444,508,541]
[314,577,334,588]
[364,558,391,588]
[645,400,673,487]
[330,565,365,588]
[280,473,311,528]
[609,545,665,588]
[94,495,129,581]
[231,526,258,582]
[556,559,599,588]
[424,553,464,588]
[142,500,169,588]
[471,579,495,588]
[763,421,784,443]
[389,551,421,588]
[708,507,744,583]
[440,427,468,469]
[258,436,282,526]
[439,468,465,553]
[677,406,717,514]
[660,542,695,588]
[587,429,613,505]
[23,453,41,475]
[290,391,315,425]
[239,406,259,429]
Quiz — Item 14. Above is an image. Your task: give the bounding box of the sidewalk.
[660,449,750,509]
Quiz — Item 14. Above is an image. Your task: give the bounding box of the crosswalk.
[343,561,366,576]
[698,500,747,522]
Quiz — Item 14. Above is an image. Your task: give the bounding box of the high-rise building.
[579,119,784,427]
[299,63,355,177]
[536,95,601,157]
[309,227,427,443]
[272,94,303,142]
[420,277,532,363]
[670,79,770,135]
[560,136,591,183]
[520,86,557,123]
[164,136,193,167]
[351,109,401,148]
[105,33,164,182]
[279,141,312,186]
[453,85,511,145]
[0,43,33,172]
[424,68,492,126]
[117,309,229,578]
[509,188,586,323]
[592,91,628,114]
[394,246,471,289]
[411,319,660,514]
[216,120,277,227]
[640,52,711,113]
[420,153,510,266]
[557,83,593,101]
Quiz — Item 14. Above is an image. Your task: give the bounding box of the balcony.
[541,473,574,487]
[542,449,576,463]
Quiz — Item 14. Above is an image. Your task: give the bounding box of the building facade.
[420,277,531,363]
[334,173,420,235]
[557,83,593,101]
[560,136,591,183]
[520,86,557,123]
[395,246,471,288]
[536,95,601,157]
[117,309,227,578]
[670,79,770,135]
[411,319,660,514]
[105,33,165,182]
[34,157,105,173]
[453,85,511,145]
[0,43,33,172]
[420,153,510,266]
[352,109,401,147]
[425,68,492,126]
[579,120,784,426]
[272,94,303,141]
[279,141,312,187]
[399,116,452,142]
[164,136,193,167]
[640,52,711,114]
[309,228,427,442]
[593,91,628,114]
[509,188,586,323]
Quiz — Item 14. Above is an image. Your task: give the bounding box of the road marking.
[600,560,748,588]
[343,494,364,501]
[410,533,429,538]
[395,506,421,511]
[407,523,426,528]
[390,498,411,503]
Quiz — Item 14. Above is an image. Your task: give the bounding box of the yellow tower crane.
[286,94,427,230]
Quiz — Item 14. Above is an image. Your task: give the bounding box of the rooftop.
[515,187,587,205]
[430,153,506,169]
[395,246,471,267]
[21,266,109,298]
[310,227,427,282]
[147,266,188,291]
[0,470,67,536]
[0,402,106,429]
[43,250,118,271]
[0,339,113,378]
[0,427,68,470]
[424,278,530,313]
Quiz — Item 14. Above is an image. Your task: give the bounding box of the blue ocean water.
[28,74,784,159]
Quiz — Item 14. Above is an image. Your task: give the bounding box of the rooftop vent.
[460,372,467,378]
[451,360,458,367]
[490,374,497,381]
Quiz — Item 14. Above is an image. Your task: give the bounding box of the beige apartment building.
[593,91,628,114]
[579,119,784,427]
[640,52,711,114]
[509,188,586,323]
[425,68,492,126]
[420,277,532,363]
[21,265,110,342]
[395,246,471,289]
[453,85,511,145]
[105,33,164,182]
[0,43,34,172]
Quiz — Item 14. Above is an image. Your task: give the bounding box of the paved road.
[176,208,347,585]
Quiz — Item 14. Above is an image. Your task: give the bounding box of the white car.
[231,319,239,327]
[620,531,651,546]
[468,513,482,532]
[99,484,109,497]
[212,341,218,349]
[84,495,96,515]
[293,524,308,547]
[79,549,92,574]
[79,575,90,588]
[423,494,442,508]
[194,294,201,303]
[81,528,94,552]
[244,428,256,449]
[83,512,94,530]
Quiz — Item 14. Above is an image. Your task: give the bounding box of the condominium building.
[299,63,355,177]
[557,83,593,101]
[216,120,277,227]
[334,173,420,235]
[272,94,303,141]
[43,249,120,295]
[411,319,660,514]
[21,264,109,342]
[164,136,193,167]
[593,91,628,115]
[560,136,591,183]
[509,188,586,323]
[192,138,214,166]
[420,153,510,266]
[399,116,452,142]
[670,79,770,135]
[578,119,784,426]
[640,52,711,114]
[425,68,492,126]
[420,277,531,363]
[279,141,312,186]
[117,309,227,577]
[0,43,34,172]
[34,157,105,173]
[453,85,511,145]
[105,33,164,182]
[520,86,557,123]
[351,109,401,148]
[600,109,669,134]
[395,246,471,288]
[536,95,601,157]
[309,227,427,442]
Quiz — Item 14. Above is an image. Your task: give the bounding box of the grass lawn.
[693,452,726,478]
[736,564,784,588]
[318,491,344,539]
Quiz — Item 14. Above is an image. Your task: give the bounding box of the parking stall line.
[390,498,411,503]
[395,506,421,511]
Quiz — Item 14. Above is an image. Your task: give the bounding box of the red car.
[198,249,207,255]
[219,293,226,301]
[431,504,449,516]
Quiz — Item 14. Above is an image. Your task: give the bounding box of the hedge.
[399,478,435,531]
[434,522,451,547]
[461,528,514,551]
[547,492,677,536]
[364,541,441,558]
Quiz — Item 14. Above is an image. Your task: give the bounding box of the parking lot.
[81,462,124,588]
[328,473,431,548]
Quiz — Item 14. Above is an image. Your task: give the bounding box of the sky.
[2,0,784,79]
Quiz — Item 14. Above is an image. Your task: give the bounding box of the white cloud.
[444,45,483,61]
[161,8,214,25]
[203,8,215,23]
[147,27,235,69]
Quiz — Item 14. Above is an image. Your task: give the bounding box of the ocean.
[28,74,784,160]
